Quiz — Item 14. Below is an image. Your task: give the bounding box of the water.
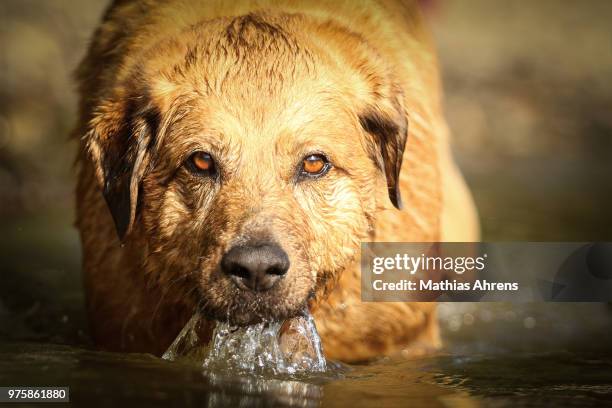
[162,312,327,376]
[2,342,612,407]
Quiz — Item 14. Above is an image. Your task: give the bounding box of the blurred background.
[0,0,611,350]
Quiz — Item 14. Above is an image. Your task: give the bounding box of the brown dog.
[75,0,478,362]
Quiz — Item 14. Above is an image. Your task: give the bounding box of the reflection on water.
[205,372,325,408]
[0,342,329,408]
[2,341,612,407]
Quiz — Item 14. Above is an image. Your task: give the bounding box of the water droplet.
[163,311,327,376]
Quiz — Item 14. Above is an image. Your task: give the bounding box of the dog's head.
[83,14,407,325]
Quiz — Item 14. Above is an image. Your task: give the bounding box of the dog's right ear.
[84,98,160,241]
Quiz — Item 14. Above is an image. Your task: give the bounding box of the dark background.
[1,0,611,347]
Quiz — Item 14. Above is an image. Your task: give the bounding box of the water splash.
[163,312,327,377]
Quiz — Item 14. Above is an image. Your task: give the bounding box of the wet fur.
[75,0,478,361]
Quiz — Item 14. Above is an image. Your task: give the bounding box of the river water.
[1,299,611,407]
[2,334,612,407]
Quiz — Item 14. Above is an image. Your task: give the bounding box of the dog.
[74,0,478,362]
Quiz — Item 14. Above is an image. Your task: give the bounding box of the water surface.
[2,341,612,407]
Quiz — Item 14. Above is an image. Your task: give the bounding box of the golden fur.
[75,0,478,362]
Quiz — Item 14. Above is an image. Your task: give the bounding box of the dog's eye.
[188,151,215,175]
[300,154,330,178]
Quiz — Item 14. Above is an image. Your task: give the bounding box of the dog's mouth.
[192,241,317,325]
[196,275,315,326]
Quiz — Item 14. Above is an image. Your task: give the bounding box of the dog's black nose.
[221,243,290,291]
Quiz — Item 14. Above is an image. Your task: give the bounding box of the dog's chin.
[197,287,313,326]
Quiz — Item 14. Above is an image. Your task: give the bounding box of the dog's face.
[84,15,407,325]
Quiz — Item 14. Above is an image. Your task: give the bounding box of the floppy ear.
[359,90,408,210]
[84,98,160,240]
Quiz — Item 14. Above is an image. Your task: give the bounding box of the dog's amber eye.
[189,151,215,174]
[301,154,329,177]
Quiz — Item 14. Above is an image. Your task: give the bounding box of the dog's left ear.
[359,88,408,210]
[83,98,160,241]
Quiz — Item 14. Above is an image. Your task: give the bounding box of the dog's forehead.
[151,57,357,138]
[161,86,360,158]
[140,14,370,159]
[144,15,318,95]
[142,13,367,116]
